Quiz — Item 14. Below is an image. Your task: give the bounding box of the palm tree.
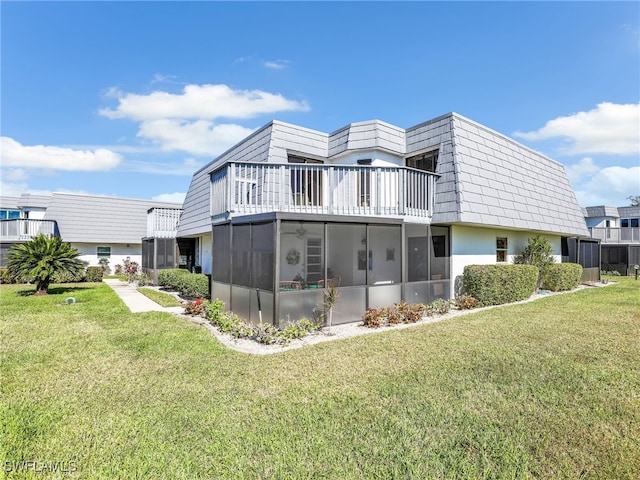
[6,234,84,295]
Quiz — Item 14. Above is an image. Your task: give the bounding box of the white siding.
[450,225,562,292]
[73,242,142,271]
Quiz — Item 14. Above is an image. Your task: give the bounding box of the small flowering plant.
[184,297,208,316]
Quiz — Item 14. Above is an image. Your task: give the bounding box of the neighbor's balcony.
[0,219,59,241]
[146,207,182,238]
[589,227,640,244]
[210,162,437,222]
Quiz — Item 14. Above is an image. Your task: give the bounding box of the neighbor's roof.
[583,206,621,218]
[16,194,51,209]
[43,193,182,244]
[0,196,20,210]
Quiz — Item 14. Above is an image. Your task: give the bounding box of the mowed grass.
[136,287,183,307]
[1,278,639,479]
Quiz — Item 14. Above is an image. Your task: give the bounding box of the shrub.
[184,298,208,316]
[0,268,13,284]
[52,268,86,283]
[361,302,429,328]
[542,263,583,292]
[251,322,281,345]
[514,235,555,288]
[133,273,151,286]
[602,270,621,276]
[395,301,427,323]
[206,298,226,322]
[463,264,538,306]
[157,269,190,290]
[362,307,385,328]
[174,273,209,299]
[454,294,482,310]
[430,298,451,315]
[278,318,319,344]
[85,266,104,282]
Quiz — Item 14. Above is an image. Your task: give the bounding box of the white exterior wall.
[450,225,562,292]
[585,217,618,228]
[199,233,213,275]
[329,150,404,167]
[24,208,47,220]
[72,243,142,271]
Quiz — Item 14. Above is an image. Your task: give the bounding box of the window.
[621,219,629,228]
[97,246,111,258]
[632,218,639,228]
[288,155,323,206]
[406,149,439,173]
[496,238,508,262]
[357,159,372,206]
[0,209,20,220]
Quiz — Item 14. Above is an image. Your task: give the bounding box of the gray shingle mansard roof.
[177,112,588,238]
[43,193,182,244]
[583,205,640,219]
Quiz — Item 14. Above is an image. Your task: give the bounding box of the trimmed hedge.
[542,263,582,292]
[52,268,86,283]
[174,273,210,299]
[85,266,104,283]
[157,269,190,290]
[0,268,12,284]
[463,264,539,306]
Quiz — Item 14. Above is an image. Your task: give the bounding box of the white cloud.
[0,180,52,197]
[1,137,122,171]
[572,164,640,206]
[151,73,178,84]
[514,102,640,155]
[137,120,255,156]
[564,157,600,183]
[99,83,310,121]
[124,157,205,175]
[152,192,186,204]
[264,59,291,70]
[3,168,30,181]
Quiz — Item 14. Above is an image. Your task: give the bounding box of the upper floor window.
[0,209,20,220]
[406,149,439,173]
[288,155,323,206]
[357,159,372,206]
[621,218,639,228]
[496,237,508,262]
[288,155,323,165]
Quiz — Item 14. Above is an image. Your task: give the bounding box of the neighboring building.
[0,193,182,273]
[177,112,591,327]
[584,205,640,275]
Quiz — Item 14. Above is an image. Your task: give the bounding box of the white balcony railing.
[589,227,640,244]
[210,162,437,222]
[147,208,182,238]
[0,219,58,241]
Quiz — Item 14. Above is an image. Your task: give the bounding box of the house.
[0,193,182,274]
[176,112,591,327]
[583,205,640,275]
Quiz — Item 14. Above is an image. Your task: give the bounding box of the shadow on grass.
[17,285,96,297]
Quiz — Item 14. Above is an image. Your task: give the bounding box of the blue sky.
[2,1,639,207]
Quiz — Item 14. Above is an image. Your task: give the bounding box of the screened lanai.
[210,215,450,327]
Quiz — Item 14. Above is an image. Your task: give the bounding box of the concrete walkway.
[103,278,185,314]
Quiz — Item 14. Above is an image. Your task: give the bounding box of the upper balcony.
[589,227,640,244]
[147,207,182,238]
[0,219,59,241]
[210,161,438,223]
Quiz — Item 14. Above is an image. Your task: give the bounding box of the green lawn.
[1,278,639,479]
[137,287,183,307]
